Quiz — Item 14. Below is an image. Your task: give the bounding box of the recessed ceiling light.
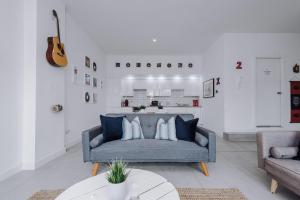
[152,38,157,43]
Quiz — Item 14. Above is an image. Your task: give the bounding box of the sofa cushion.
[270,147,298,159]
[90,139,208,162]
[90,134,104,148]
[100,115,124,143]
[265,158,300,191]
[175,115,199,142]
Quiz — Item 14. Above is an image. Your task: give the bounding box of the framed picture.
[136,63,141,67]
[85,56,90,68]
[116,63,120,67]
[203,79,215,98]
[178,63,183,68]
[157,63,162,68]
[93,62,97,72]
[93,93,98,104]
[85,74,91,86]
[93,77,97,88]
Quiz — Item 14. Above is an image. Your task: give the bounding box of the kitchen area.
[106,76,203,125]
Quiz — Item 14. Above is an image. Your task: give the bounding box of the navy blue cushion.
[175,115,199,142]
[100,115,124,143]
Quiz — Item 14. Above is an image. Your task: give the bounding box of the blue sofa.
[82,113,216,176]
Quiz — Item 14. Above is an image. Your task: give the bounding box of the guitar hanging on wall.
[46,9,68,67]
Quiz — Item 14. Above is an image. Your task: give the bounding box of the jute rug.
[28,188,247,200]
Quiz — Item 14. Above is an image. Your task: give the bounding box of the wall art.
[167,63,172,68]
[93,62,97,72]
[136,63,141,67]
[178,63,183,68]
[293,64,299,73]
[126,63,130,67]
[115,63,121,67]
[188,63,193,68]
[290,81,300,123]
[85,56,90,68]
[85,74,91,86]
[72,66,78,84]
[85,92,90,103]
[93,77,97,88]
[93,93,98,104]
[147,63,151,67]
[236,61,242,69]
[157,63,162,68]
[203,78,215,98]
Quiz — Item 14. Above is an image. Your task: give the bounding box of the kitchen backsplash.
[122,89,200,107]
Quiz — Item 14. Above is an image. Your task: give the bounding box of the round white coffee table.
[56,169,179,200]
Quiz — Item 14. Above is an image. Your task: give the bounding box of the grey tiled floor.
[0,137,299,200]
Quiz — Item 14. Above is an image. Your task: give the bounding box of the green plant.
[106,160,129,184]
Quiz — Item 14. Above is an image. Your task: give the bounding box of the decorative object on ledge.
[84,74,91,86]
[157,63,162,68]
[293,64,299,73]
[136,63,141,67]
[147,63,151,67]
[216,77,221,85]
[188,63,193,68]
[203,78,215,98]
[85,56,90,68]
[85,92,90,103]
[167,63,172,68]
[115,63,120,68]
[93,62,97,72]
[126,63,130,68]
[290,81,300,123]
[236,61,242,69]
[51,104,63,113]
[178,63,183,68]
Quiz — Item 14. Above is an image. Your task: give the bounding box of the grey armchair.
[257,131,300,196]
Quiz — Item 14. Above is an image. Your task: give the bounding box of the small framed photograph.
[93,62,97,72]
[85,56,90,68]
[203,79,215,98]
[85,74,91,86]
[84,91,90,103]
[116,63,121,67]
[93,93,98,104]
[93,77,97,88]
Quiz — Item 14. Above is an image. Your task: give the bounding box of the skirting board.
[0,163,22,182]
[35,148,66,169]
[223,132,256,142]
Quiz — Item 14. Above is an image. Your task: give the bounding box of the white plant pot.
[107,181,127,200]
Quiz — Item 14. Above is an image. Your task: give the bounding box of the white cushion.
[155,117,177,141]
[122,116,144,140]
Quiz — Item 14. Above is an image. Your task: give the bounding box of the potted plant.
[106,160,129,200]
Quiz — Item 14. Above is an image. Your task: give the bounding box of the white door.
[256,58,281,127]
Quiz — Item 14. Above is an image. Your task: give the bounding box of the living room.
[1,0,300,199]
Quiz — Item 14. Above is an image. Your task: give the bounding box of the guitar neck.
[55,16,61,44]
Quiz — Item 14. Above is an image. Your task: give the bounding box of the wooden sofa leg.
[199,162,209,176]
[271,179,278,193]
[92,163,101,176]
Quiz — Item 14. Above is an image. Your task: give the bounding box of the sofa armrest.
[82,126,102,162]
[256,131,300,169]
[196,126,216,162]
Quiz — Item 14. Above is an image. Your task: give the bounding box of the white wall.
[64,13,106,147]
[0,0,24,180]
[223,33,300,133]
[202,37,225,136]
[34,0,67,167]
[105,55,203,110]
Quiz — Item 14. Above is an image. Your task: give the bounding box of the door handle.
[277,92,282,95]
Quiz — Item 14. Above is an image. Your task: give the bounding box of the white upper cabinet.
[183,80,201,96]
[121,79,134,96]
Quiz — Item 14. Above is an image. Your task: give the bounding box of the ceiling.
[65,0,300,54]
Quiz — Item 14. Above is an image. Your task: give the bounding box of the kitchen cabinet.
[121,80,134,96]
[183,80,201,96]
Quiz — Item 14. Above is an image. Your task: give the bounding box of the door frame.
[254,57,283,128]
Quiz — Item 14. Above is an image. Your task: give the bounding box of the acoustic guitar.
[46,9,68,67]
